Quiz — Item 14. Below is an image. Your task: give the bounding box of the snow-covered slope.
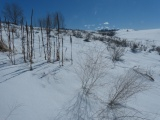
[0,27,160,120]
[116,29,160,46]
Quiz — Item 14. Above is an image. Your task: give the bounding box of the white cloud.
[104,22,109,25]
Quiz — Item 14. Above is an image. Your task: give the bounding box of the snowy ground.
[0,27,160,120]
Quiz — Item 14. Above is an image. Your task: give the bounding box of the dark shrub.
[131,43,138,53]
[156,46,160,55]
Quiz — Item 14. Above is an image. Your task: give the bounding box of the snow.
[0,26,160,120]
[117,29,160,46]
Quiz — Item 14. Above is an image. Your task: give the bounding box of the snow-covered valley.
[0,26,160,120]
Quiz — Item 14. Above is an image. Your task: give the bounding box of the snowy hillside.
[0,25,160,120]
[117,29,160,46]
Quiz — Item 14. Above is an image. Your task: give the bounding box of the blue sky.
[0,0,160,30]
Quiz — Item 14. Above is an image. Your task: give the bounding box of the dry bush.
[55,90,98,120]
[75,49,109,96]
[55,48,109,120]
[97,68,151,120]
[72,31,83,38]
[156,46,160,55]
[131,43,139,53]
[108,45,125,62]
[106,31,116,37]
[0,40,9,52]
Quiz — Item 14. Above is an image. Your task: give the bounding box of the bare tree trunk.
[33,27,35,59]
[56,37,59,61]
[46,31,49,62]
[56,14,60,62]
[53,41,55,62]
[40,25,46,60]
[0,18,2,42]
[22,26,26,63]
[46,14,52,63]
[20,17,23,34]
[7,21,13,64]
[12,28,15,65]
[70,35,73,64]
[62,38,63,66]
[26,22,30,60]
[30,9,33,70]
[38,35,41,57]
[58,39,60,66]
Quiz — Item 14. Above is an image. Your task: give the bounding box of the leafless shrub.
[72,31,83,38]
[86,33,92,39]
[97,69,151,120]
[131,43,139,53]
[108,69,149,105]
[108,45,125,62]
[4,103,22,120]
[133,67,154,82]
[0,40,9,52]
[106,31,116,37]
[55,49,109,120]
[156,46,160,55]
[55,90,98,120]
[107,38,128,47]
[75,49,109,96]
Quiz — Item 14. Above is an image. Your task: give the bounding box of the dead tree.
[11,28,15,64]
[20,17,23,33]
[30,9,33,70]
[62,38,64,66]
[21,26,26,62]
[39,18,46,60]
[0,18,2,42]
[38,35,41,57]
[7,21,13,64]
[70,35,73,64]
[33,27,35,59]
[46,14,52,62]
[2,3,24,25]
[0,19,9,52]
[25,22,30,60]
[53,12,65,32]
[53,12,64,61]
[53,41,55,62]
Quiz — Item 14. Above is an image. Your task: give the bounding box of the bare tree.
[53,12,64,62]
[30,9,33,70]
[0,19,9,51]
[62,38,64,66]
[39,18,46,60]
[0,17,2,41]
[25,22,30,60]
[11,27,15,64]
[38,35,41,57]
[70,35,73,64]
[53,12,65,32]
[21,26,26,62]
[2,3,24,25]
[7,21,13,64]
